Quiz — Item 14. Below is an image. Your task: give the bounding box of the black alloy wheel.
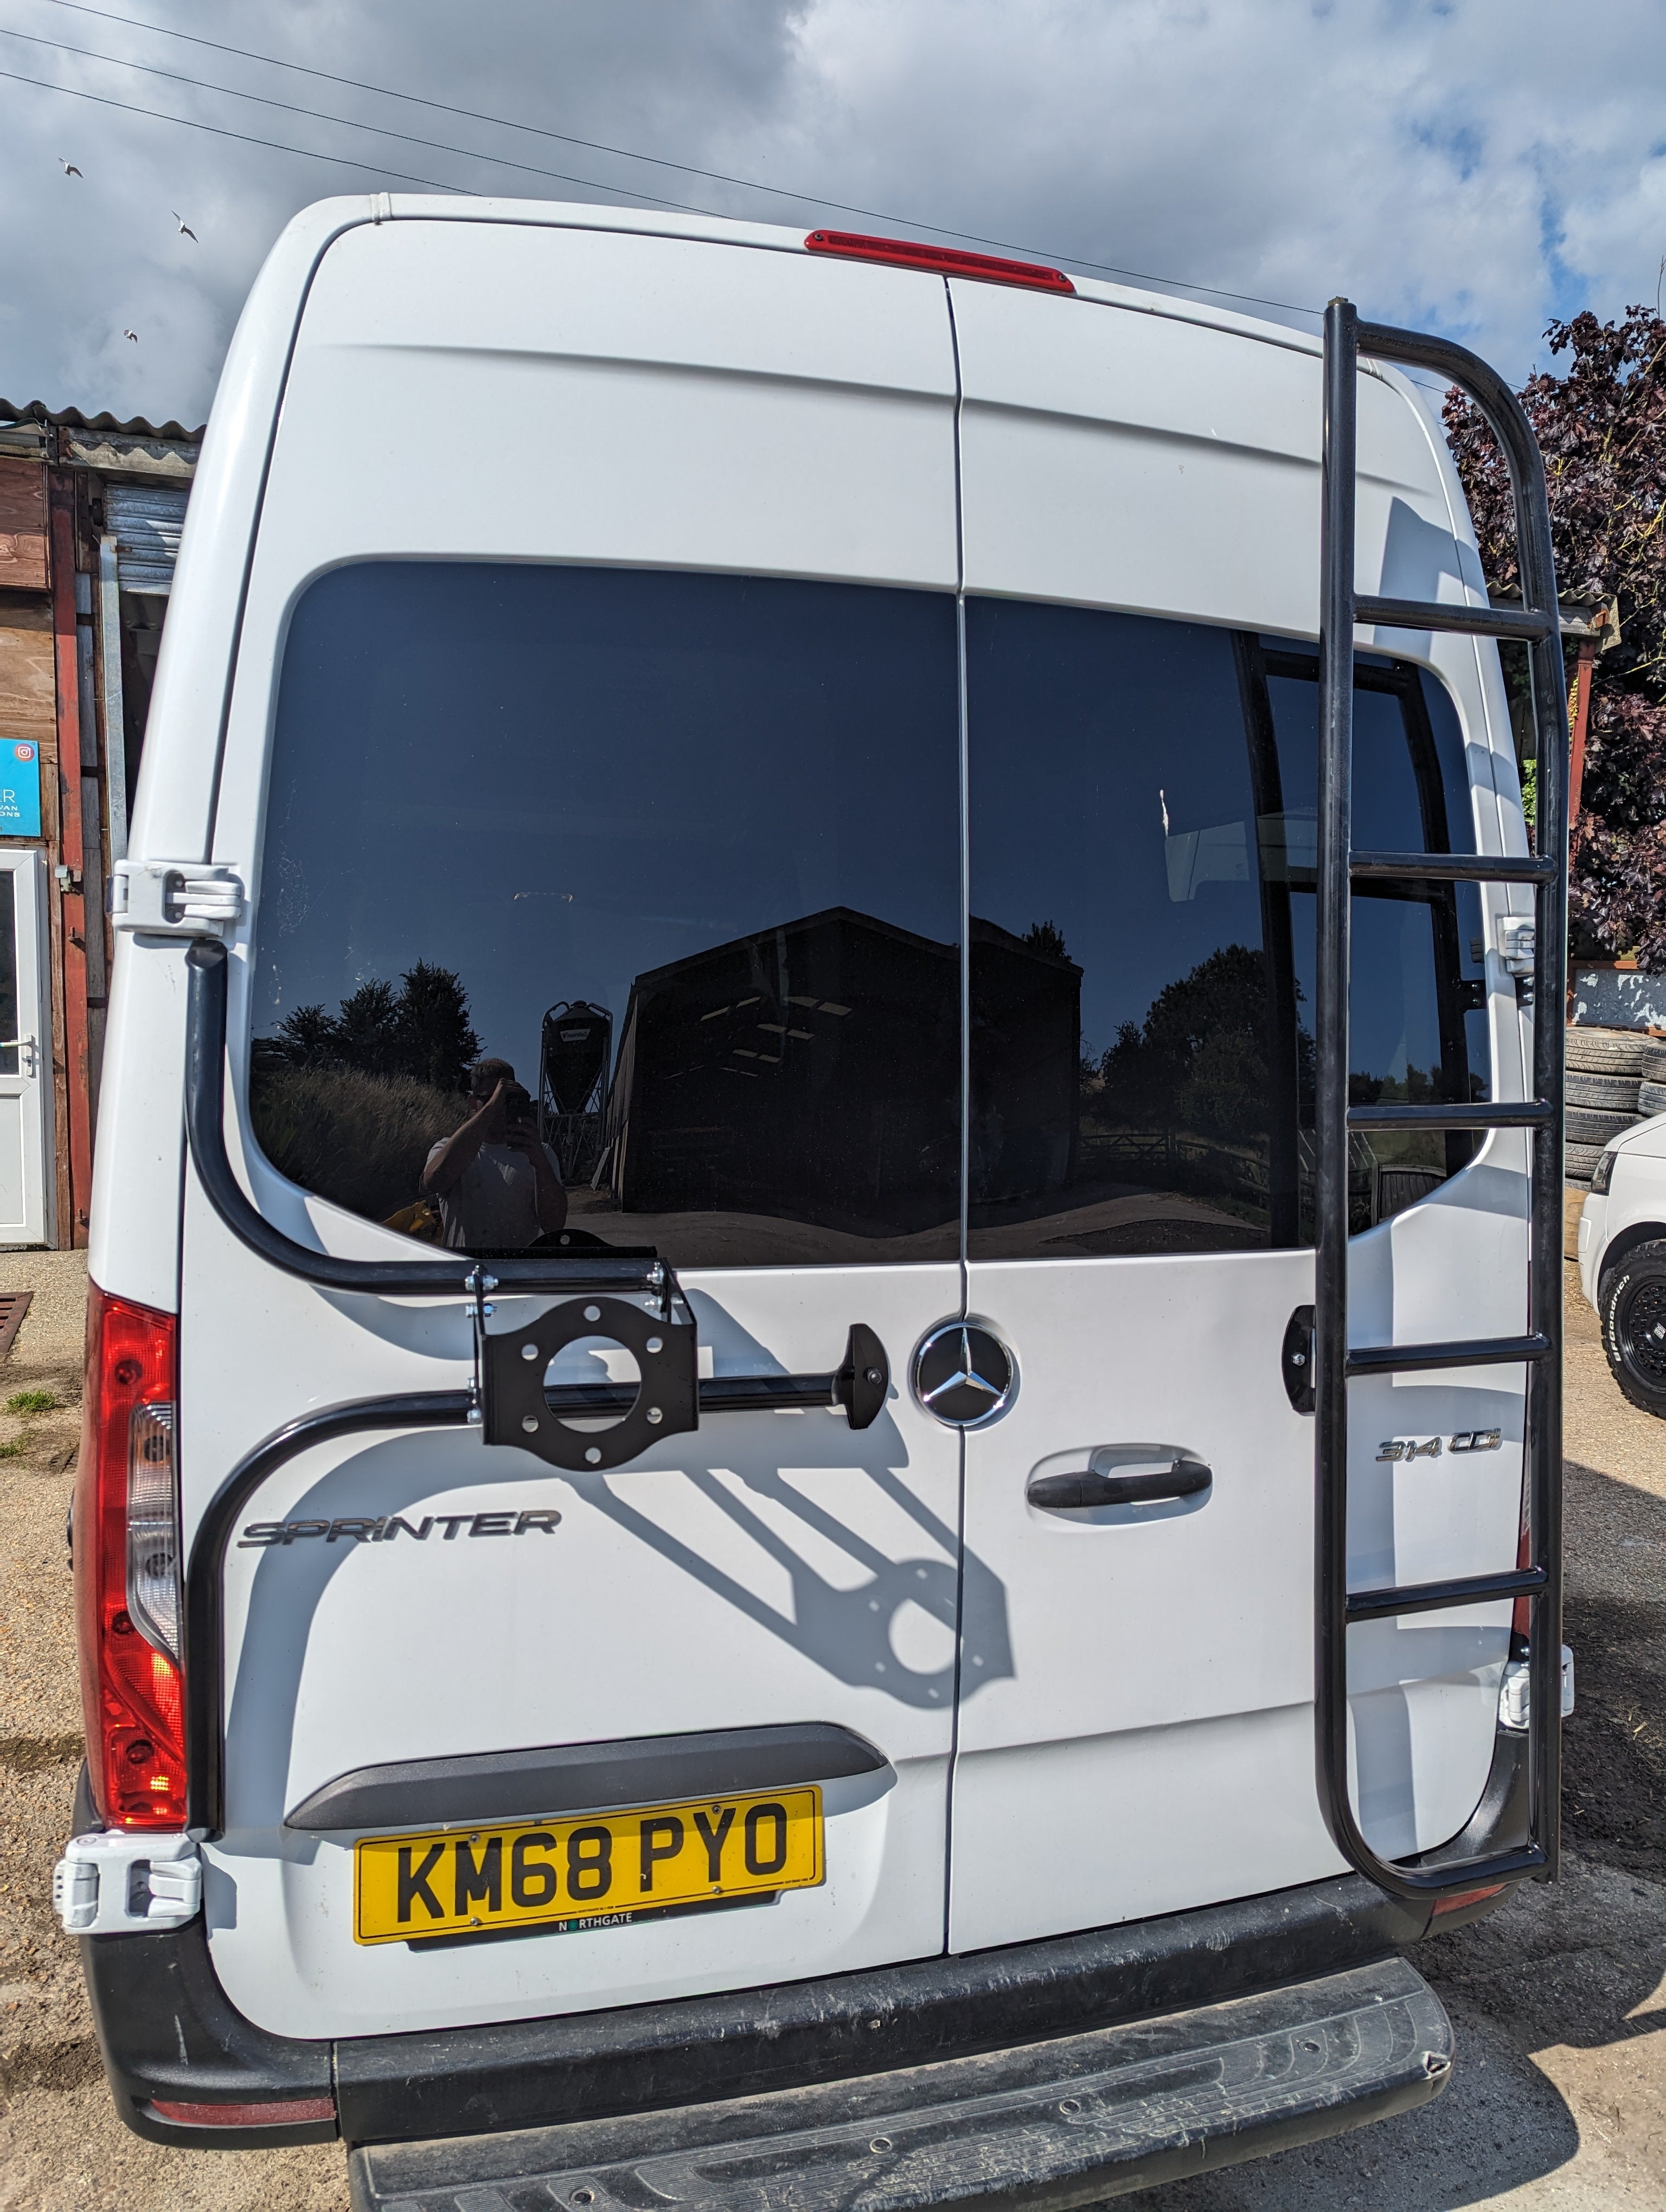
[1600,1238,1666,1417]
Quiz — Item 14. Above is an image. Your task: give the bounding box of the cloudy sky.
[2,0,1664,429]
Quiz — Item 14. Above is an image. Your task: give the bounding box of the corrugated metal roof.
[0,396,204,442]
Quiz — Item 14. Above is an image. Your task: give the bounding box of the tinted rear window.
[252,566,1488,1268]
[251,564,962,1269]
[965,602,1486,1259]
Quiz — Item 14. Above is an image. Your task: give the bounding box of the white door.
[188,220,974,2040]
[944,280,1525,1952]
[0,848,52,1245]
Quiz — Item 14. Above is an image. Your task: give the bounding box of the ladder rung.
[1345,1565,1548,1623]
[1354,594,1555,643]
[1347,1101,1553,1131]
[1349,850,1557,886]
[1347,1332,1551,1375]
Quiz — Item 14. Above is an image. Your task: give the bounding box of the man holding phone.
[421,1056,568,1251]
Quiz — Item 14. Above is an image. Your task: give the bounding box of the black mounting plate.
[482,1295,698,1472]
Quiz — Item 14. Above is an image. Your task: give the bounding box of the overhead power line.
[41,0,894,220]
[32,0,1323,318]
[0,23,703,209]
[0,62,462,190]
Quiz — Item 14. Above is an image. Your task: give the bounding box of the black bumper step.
[348,1957,1450,2212]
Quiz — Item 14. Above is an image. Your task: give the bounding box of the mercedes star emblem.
[912,1322,1015,1429]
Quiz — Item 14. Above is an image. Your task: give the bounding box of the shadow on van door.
[575,1446,1010,1711]
[221,1362,1011,1841]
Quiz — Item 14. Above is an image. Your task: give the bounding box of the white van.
[58,201,1568,2209]
[1579,1113,1666,1414]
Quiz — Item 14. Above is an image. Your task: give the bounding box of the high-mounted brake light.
[74,1284,187,1829]
[804,230,1075,295]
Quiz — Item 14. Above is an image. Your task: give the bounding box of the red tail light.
[1431,1882,1506,1917]
[75,1284,187,1829]
[149,2095,337,2128]
[804,229,1075,295]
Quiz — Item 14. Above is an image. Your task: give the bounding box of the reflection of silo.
[539,1001,612,1180]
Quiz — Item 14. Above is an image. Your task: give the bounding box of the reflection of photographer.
[422,1057,567,1251]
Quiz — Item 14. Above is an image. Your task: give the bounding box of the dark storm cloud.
[2,0,1664,425]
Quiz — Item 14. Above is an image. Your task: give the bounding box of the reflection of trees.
[1020,918,1069,962]
[1088,945,1463,1232]
[1349,1063,1463,1107]
[1081,944,1324,1228]
[251,964,482,1228]
[262,962,480,1089]
[1095,945,1296,1143]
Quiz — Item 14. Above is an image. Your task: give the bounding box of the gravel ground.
[0,1252,1660,2211]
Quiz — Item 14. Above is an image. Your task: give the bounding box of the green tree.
[1444,306,1666,965]
[265,964,481,1090]
[1099,943,1272,1136]
[393,960,483,1089]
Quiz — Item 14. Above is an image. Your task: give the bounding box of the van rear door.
[187,218,969,2039]
[945,280,1528,1949]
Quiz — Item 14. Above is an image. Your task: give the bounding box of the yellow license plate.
[354,1785,823,1945]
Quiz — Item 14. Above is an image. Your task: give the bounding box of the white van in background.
[57,201,1568,2210]
[1579,1099,1666,1416]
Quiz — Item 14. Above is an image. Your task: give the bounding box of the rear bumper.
[81,1859,1435,2151]
[349,1957,1451,2212]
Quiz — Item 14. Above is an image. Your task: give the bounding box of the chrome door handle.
[1027,1455,1212,1510]
[0,1036,36,1072]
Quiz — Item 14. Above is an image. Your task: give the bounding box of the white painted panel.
[0,851,52,1248]
[953,1224,1520,1951]
[130,198,377,865]
[245,218,956,586]
[951,1707,1339,1950]
[951,278,1460,635]
[193,1210,964,2037]
[947,280,1530,1949]
[185,215,965,2035]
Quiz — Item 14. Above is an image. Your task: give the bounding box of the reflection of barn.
[599,907,1080,1232]
[602,908,956,1234]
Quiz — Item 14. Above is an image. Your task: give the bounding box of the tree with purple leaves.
[1444,305,1666,969]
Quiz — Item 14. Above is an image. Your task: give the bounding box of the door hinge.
[1497,918,1536,978]
[52,1829,203,1932]
[111,861,245,939]
[1498,1646,1575,1732]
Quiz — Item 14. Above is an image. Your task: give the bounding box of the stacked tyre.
[1642,1039,1666,1121]
[1565,1026,1659,1184]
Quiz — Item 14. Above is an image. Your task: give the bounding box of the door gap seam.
[946,276,969,1314]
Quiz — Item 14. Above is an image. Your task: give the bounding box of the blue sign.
[0,741,40,838]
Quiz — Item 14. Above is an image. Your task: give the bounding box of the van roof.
[349,195,1332,366]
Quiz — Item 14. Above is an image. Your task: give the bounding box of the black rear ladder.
[1316,300,1566,1900]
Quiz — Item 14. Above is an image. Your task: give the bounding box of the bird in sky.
[123,329,138,343]
[170,210,197,241]
[58,158,82,177]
